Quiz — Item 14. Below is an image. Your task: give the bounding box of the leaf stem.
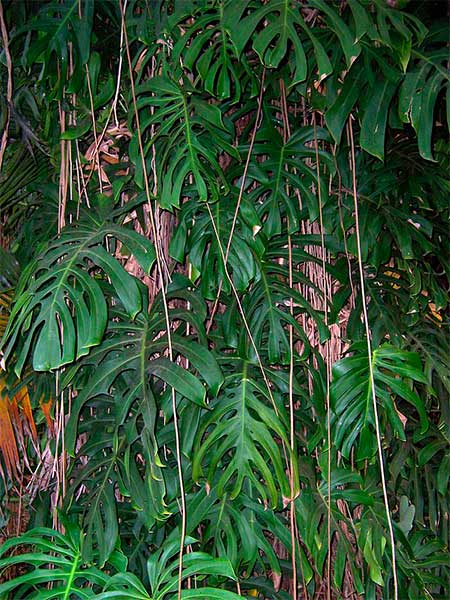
[348,117,398,600]
[120,3,187,598]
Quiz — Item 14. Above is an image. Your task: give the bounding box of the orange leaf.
[0,387,20,481]
[39,396,54,435]
[0,380,39,481]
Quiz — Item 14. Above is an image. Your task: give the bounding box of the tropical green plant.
[0,0,448,599]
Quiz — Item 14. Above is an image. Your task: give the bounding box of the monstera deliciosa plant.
[0,0,448,599]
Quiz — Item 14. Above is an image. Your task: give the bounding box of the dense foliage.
[0,0,448,598]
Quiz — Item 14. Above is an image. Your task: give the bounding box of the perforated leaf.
[1,218,155,374]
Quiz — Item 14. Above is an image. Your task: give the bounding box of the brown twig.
[119,2,187,598]
[348,117,398,600]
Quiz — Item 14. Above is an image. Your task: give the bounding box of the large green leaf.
[193,360,295,508]
[310,0,361,68]
[130,75,238,207]
[331,344,429,461]
[397,25,449,161]
[98,539,238,600]
[63,393,168,567]
[171,194,261,299]
[165,488,308,579]
[360,79,399,160]
[64,279,220,455]
[16,0,94,94]
[0,524,112,598]
[1,214,155,374]
[244,123,334,234]
[325,64,364,145]
[231,0,332,84]
[170,1,247,102]
[64,427,121,566]
[239,237,331,364]
[0,143,49,234]
[295,476,367,592]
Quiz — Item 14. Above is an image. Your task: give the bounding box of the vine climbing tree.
[0,1,448,599]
